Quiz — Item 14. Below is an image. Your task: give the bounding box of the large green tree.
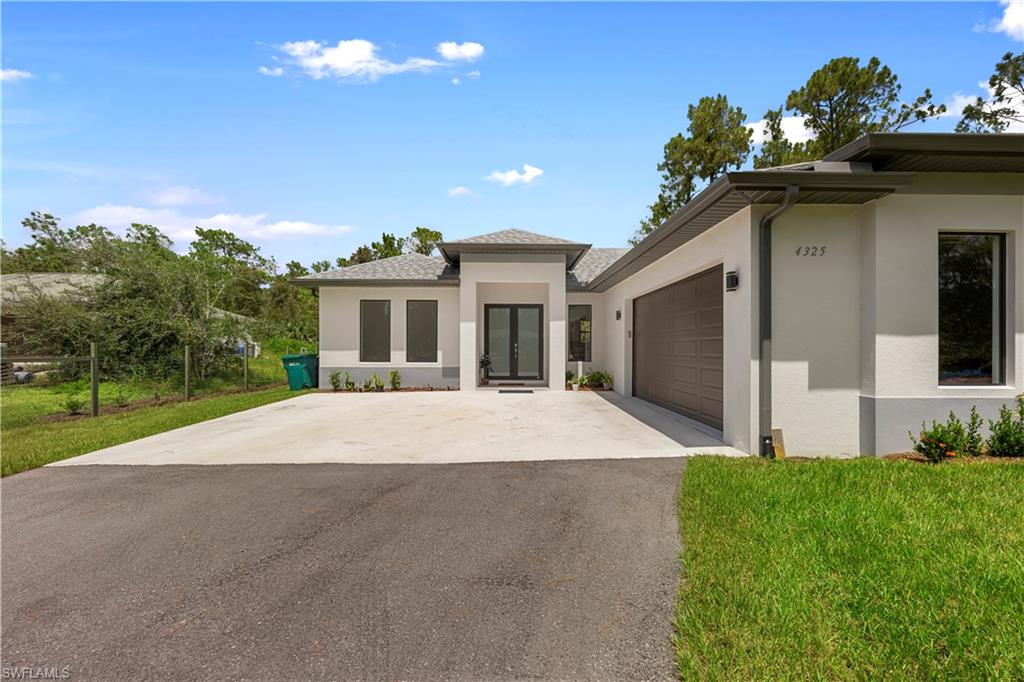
[752,107,816,169]
[635,95,751,243]
[187,227,275,318]
[785,56,945,155]
[957,51,1023,133]
[406,226,443,256]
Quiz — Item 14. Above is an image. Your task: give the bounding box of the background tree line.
[634,51,1022,243]
[0,214,444,379]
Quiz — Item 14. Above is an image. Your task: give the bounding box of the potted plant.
[479,353,492,386]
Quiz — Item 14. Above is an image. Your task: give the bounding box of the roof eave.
[291,277,460,289]
[826,132,1024,162]
[586,170,915,292]
[438,242,592,270]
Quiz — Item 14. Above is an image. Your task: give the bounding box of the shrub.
[910,410,980,463]
[371,373,385,391]
[363,377,373,392]
[113,384,130,407]
[587,370,613,388]
[987,395,1024,457]
[329,370,342,392]
[344,371,355,391]
[566,370,576,384]
[388,370,401,390]
[63,392,86,415]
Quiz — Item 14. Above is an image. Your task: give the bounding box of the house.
[295,133,1024,457]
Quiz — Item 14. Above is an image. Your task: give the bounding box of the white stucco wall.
[318,286,460,385]
[458,254,567,389]
[599,208,758,453]
[770,205,863,457]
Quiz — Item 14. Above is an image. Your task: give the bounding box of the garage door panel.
[633,265,724,430]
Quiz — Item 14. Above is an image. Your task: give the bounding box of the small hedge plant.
[910,396,1024,461]
[389,370,401,390]
[910,408,983,462]
[329,370,343,392]
[986,395,1024,457]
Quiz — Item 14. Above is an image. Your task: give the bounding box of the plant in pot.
[479,353,492,386]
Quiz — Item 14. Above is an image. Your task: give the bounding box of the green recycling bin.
[282,353,319,390]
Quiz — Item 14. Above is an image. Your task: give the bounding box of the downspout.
[758,184,799,457]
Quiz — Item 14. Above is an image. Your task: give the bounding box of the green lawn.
[1,386,305,476]
[1,349,289,430]
[677,457,1024,680]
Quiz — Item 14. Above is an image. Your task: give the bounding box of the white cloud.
[448,186,472,197]
[258,65,284,77]
[992,0,1024,40]
[746,115,813,145]
[75,204,353,243]
[437,41,485,62]
[486,164,544,186]
[451,77,461,86]
[467,70,481,79]
[940,79,1024,132]
[0,69,33,82]
[150,185,222,207]
[276,39,441,82]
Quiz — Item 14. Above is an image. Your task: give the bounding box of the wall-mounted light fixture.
[725,270,739,292]
[615,309,622,321]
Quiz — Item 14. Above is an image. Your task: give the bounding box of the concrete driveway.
[53,389,742,467]
[2,458,685,680]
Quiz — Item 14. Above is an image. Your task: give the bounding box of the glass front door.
[484,304,544,380]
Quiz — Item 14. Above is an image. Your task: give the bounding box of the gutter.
[758,184,799,457]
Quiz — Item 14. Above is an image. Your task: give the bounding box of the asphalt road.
[2,459,684,680]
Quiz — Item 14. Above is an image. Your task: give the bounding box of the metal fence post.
[243,343,249,392]
[184,345,191,401]
[90,342,99,418]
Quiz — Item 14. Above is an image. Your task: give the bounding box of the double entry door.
[485,304,543,381]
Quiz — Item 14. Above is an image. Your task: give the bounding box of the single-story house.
[295,133,1024,457]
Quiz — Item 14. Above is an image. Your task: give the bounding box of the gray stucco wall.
[861,395,1021,455]
[319,366,459,390]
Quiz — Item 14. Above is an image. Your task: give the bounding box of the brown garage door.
[633,265,724,430]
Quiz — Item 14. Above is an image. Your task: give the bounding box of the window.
[938,233,1004,385]
[406,300,438,363]
[360,300,390,362]
[568,304,592,362]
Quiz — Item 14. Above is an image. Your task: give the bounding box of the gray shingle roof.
[567,248,629,288]
[296,253,454,283]
[1,273,106,303]
[450,229,576,245]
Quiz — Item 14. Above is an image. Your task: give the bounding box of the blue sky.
[2,1,1021,268]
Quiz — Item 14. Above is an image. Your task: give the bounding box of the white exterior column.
[548,278,566,390]
[459,279,478,390]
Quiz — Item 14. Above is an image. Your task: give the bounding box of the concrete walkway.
[52,390,745,467]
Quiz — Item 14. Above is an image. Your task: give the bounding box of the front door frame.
[484,304,544,381]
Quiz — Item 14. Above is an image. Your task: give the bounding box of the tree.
[187,228,275,318]
[635,95,751,243]
[753,107,816,169]
[957,52,1023,133]
[406,226,443,256]
[370,233,405,259]
[785,56,945,155]
[285,260,310,278]
[310,260,332,273]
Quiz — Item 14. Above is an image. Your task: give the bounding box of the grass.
[676,457,1024,680]
[1,348,289,430]
[1,386,305,476]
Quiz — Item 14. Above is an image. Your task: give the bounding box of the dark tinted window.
[568,305,592,362]
[406,300,438,363]
[360,300,390,363]
[938,234,1003,385]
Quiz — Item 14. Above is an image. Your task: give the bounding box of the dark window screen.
[407,300,438,363]
[938,233,1004,385]
[568,305,592,362]
[360,300,390,362]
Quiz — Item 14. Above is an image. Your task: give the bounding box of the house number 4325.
[795,246,827,256]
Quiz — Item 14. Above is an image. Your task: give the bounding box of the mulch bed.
[35,385,287,424]
[563,386,613,392]
[884,452,1024,464]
